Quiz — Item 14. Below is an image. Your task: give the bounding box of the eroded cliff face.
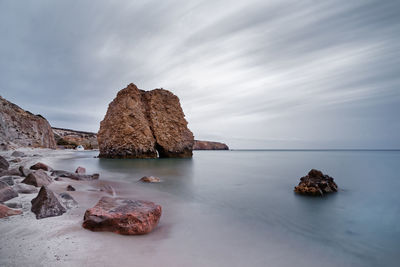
[98,83,194,158]
[52,128,98,149]
[0,96,56,149]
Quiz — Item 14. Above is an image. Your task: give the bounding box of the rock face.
[0,156,9,170]
[31,186,66,219]
[22,170,53,187]
[0,203,22,218]
[0,96,56,149]
[193,140,229,150]
[97,83,194,158]
[294,169,338,196]
[0,180,18,202]
[52,127,98,149]
[82,197,162,235]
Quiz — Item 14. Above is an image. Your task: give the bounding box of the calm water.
[44,150,400,266]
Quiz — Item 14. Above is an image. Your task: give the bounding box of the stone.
[0,180,18,202]
[51,170,99,181]
[75,166,86,174]
[0,204,22,218]
[139,176,161,183]
[0,96,56,149]
[30,162,53,171]
[11,151,26,157]
[0,176,14,186]
[18,166,31,177]
[66,185,76,191]
[31,186,66,219]
[0,155,9,170]
[82,196,162,235]
[10,158,22,163]
[193,140,229,150]
[97,83,194,159]
[0,168,22,177]
[13,183,38,194]
[294,169,338,196]
[4,202,22,209]
[22,170,52,187]
[58,192,78,209]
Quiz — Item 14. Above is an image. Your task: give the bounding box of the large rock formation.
[82,196,162,235]
[0,96,56,149]
[98,83,194,158]
[193,140,229,150]
[294,169,338,196]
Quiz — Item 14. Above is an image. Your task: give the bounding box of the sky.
[0,0,399,149]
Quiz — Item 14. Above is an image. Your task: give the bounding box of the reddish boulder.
[82,197,162,235]
[22,170,52,187]
[75,166,86,174]
[0,180,18,202]
[294,169,338,196]
[31,186,66,219]
[0,203,22,218]
[30,162,53,171]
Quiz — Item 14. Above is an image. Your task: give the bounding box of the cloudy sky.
[1,0,399,149]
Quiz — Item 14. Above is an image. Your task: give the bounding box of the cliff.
[0,96,56,149]
[193,140,229,150]
[97,83,194,158]
[52,127,98,149]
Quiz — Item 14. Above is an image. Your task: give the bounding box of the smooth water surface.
[44,150,400,266]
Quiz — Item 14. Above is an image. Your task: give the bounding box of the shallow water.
[19,150,400,266]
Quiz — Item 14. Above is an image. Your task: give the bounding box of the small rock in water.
[31,186,66,219]
[13,183,38,194]
[99,184,115,196]
[30,162,53,172]
[11,151,26,157]
[139,176,161,183]
[0,156,9,170]
[66,185,76,191]
[0,203,22,218]
[82,196,162,235]
[294,169,338,196]
[51,170,99,181]
[0,180,18,202]
[22,170,52,187]
[75,166,86,174]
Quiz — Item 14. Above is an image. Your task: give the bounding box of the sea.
[43,149,400,267]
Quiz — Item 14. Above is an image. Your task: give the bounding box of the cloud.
[0,0,399,148]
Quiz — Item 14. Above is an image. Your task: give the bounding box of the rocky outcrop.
[193,140,229,150]
[0,96,56,149]
[52,127,98,149]
[0,180,18,202]
[97,83,194,158]
[294,169,338,196]
[31,186,66,219]
[83,197,162,235]
[0,203,22,218]
[22,170,53,187]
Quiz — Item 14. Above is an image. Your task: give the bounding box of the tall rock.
[0,96,56,149]
[98,83,194,158]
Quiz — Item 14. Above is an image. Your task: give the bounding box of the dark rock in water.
[97,83,194,159]
[58,192,78,209]
[22,170,52,187]
[0,203,22,218]
[10,158,22,163]
[66,185,76,191]
[18,166,31,177]
[52,170,99,181]
[30,162,53,171]
[31,186,66,219]
[75,166,86,174]
[11,151,26,157]
[0,168,22,177]
[13,183,38,194]
[0,156,9,170]
[5,202,22,209]
[0,180,18,202]
[82,196,162,235]
[0,176,14,186]
[294,169,338,196]
[139,176,161,183]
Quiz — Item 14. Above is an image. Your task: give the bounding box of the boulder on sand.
[30,162,53,171]
[82,197,162,235]
[22,170,53,187]
[0,203,22,218]
[31,186,66,219]
[294,169,338,196]
[0,180,18,203]
[0,156,9,170]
